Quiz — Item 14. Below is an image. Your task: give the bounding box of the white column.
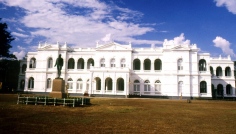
[126,73,129,98]
[83,81,86,93]
[131,62,133,71]
[140,80,143,95]
[140,61,143,72]
[112,81,116,94]
[113,81,116,95]
[75,60,77,69]
[84,61,87,71]
[232,87,235,96]
[25,77,28,91]
[151,63,154,72]
[101,73,105,94]
[223,86,226,96]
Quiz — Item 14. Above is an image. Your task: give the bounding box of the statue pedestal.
[49,78,66,98]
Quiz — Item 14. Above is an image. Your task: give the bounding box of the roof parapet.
[210,55,231,60]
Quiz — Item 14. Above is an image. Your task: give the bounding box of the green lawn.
[1,94,236,134]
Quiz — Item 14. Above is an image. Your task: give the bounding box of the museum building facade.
[18,42,235,98]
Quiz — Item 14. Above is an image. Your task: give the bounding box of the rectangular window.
[155,85,161,92]
[69,83,73,89]
[77,83,83,90]
[80,84,83,89]
[111,64,115,67]
[121,64,126,67]
[178,66,183,70]
[144,85,150,91]
[134,85,140,91]
[101,64,105,67]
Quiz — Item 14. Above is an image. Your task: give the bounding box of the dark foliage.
[0,60,20,92]
[0,18,15,58]
[0,19,18,92]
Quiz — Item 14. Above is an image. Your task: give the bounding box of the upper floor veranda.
[19,42,235,79]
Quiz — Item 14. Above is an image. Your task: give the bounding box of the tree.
[0,18,15,58]
[0,19,18,92]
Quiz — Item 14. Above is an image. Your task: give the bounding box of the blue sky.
[0,0,236,60]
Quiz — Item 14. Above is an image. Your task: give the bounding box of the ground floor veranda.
[19,70,235,98]
[21,78,236,98]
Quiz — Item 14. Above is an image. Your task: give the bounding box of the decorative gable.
[96,42,131,51]
[171,45,190,51]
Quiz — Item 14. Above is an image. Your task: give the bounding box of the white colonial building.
[18,42,235,98]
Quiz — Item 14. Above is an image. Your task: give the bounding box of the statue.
[54,54,63,78]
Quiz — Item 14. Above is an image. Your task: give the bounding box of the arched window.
[117,78,124,91]
[68,58,75,69]
[100,58,105,67]
[46,78,52,88]
[225,67,231,76]
[199,59,207,71]
[217,84,223,96]
[155,80,161,93]
[133,59,140,70]
[216,67,222,76]
[210,66,214,76]
[110,58,115,67]
[22,64,26,74]
[95,77,101,90]
[105,77,112,90]
[154,59,162,70]
[87,58,94,69]
[30,58,36,68]
[20,79,25,90]
[28,77,34,89]
[133,80,140,92]
[178,58,183,70]
[77,58,84,69]
[144,59,151,70]
[76,78,83,90]
[144,80,150,92]
[68,78,73,89]
[226,84,231,95]
[48,58,53,68]
[200,81,207,93]
[121,58,126,67]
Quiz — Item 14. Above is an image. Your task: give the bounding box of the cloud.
[0,0,162,47]
[114,6,143,21]
[13,46,26,59]
[1,18,17,23]
[101,33,112,42]
[12,32,28,38]
[163,33,191,46]
[17,45,25,50]
[213,36,235,57]
[214,0,236,14]
[16,28,25,32]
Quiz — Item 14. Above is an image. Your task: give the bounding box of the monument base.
[49,78,66,98]
[49,92,67,98]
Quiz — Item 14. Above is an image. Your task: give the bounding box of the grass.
[1,94,236,134]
